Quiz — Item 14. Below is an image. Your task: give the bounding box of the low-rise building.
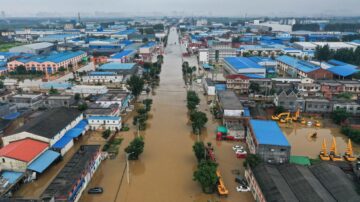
[82,71,123,84]
[304,98,331,113]
[69,85,108,96]
[9,42,54,55]
[0,138,48,172]
[217,91,245,139]
[108,49,136,63]
[246,120,291,164]
[88,116,122,131]
[8,93,43,109]
[203,78,216,96]
[41,145,103,202]
[44,95,75,108]
[331,99,360,115]
[274,89,305,112]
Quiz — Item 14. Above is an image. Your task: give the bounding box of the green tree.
[193,141,206,162]
[315,45,331,64]
[78,103,88,111]
[187,91,200,111]
[15,65,27,74]
[58,67,66,72]
[249,82,260,94]
[126,75,145,97]
[331,109,350,124]
[125,136,145,160]
[190,111,208,135]
[74,93,81,102]
[49,86,59,95]
[0,80,4,89]
[274,106,286,115]
[143,99,153,112]
[193,160,218,193]
[243,154,262,168]
[336,92,353,100]
[102,129,111,139]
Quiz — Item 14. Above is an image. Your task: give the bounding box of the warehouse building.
[245,163,360,202]
[2,108,83,147]
[108,49,136,63]
[246,120,291,164]
[9,42,54,55]
[223,57,266,78]
[7,51,87,74]
[41,145,103,202]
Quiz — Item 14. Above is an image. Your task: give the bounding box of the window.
[2,158,5,163]
[270,148,275,152]
[280,148,286,152]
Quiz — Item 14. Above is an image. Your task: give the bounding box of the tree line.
[315,45,360,66]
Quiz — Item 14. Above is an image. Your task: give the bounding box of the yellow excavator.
[329,137,343,161]
[319,138,330,161]
[344,139,357,162]
[272,108,301,123]
[271,112,290,121]
[292,108,301,121]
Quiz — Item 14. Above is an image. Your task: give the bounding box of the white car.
[235,149,247,155]
[236,185,250,192]
[232,145,244,151]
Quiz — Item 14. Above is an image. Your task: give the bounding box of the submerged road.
[81,27,254,202]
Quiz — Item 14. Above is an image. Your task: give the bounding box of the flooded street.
[81,27,253,202]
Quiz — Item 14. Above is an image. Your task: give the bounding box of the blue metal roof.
[2,112,21,120]
[224,57,264,70]
[202,63,213,69]
[248,56,275,64]
[64,128,84,138]
[240,73,265,79]
[276,55,320,73]
[142,42,156,48]
[27,150,60,173]
[88,116,120,121]
[52,135,73,149]
[327,65,359,77]
[120,40,133,46]
[215,84,226,91]
[98,62,135,70]
[41,82,73,90]
[75,119,88,129]
[110,50,135,59]
[327,59,355,67]
[1,171,23,184]
[116,29,136,35]
[89,71,117,76]
[250,120,290,147]
[17,51,85,64]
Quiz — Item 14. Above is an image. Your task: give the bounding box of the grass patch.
[0,42,25,52]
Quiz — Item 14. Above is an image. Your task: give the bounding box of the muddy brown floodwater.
[80,27,254,202]
[280,123,360,158]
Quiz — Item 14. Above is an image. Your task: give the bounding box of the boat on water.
[329,137,343,161]
[344,139,357,162]
[319,138,330,161]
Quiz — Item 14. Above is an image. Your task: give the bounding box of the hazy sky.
[1,0,360,17]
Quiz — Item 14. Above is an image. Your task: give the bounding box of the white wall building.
[88,116,122,131]
[68,85,108,95]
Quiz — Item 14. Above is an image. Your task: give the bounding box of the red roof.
[0,138,48,162]
[225,74,249,80]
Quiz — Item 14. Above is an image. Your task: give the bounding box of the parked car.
[88,187,103,194]
[232,145,244,151]
[236,185,250,192]
[235,176,248,186]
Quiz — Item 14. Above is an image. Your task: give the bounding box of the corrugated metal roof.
[89,71,117,76]
[88,116,120,121]
[98,62,136,70]
[1,171,23,184]
[250,120,290,146]
[327,65,358,77]
[276,55,320,73]
[0,138,48,162]
[27,150,60,173]
[224,57,264,70]
[52,135,73,149]
[110,49,136,59]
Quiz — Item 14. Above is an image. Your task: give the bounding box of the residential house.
[44,95,75,108]
[8,94,43,109]
[225,74,250,94]
[274,89,305,112]
[304,98,332,113]
[88,116,122,131]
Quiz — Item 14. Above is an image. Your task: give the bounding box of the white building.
[203,78,216,96]
[199,49,209,64]
[88,116,122,131]
[69,85,108,95]
[82,72,123,84]
[293,42,358,51]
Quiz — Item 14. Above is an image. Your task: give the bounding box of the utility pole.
[125,152,134,184]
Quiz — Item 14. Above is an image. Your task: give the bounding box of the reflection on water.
[280,123,360,158]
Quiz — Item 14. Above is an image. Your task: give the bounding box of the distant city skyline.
[1,0,360,17]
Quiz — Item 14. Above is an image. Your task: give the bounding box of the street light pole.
[125,152,135,184]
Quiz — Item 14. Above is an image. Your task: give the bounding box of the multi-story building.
[331,99,360,115]
[319,80,343,99]
[82,71,123,85]
[304,98,332,113]
[246,120,291,164]
[208,42,236,64]
[225,74,250,94]
[88,116,122,131]
[276,55,332,79]
[7,51,87,74]
[44,95,75,108]
[223,57,266,78]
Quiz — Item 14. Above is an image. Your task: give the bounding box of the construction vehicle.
[271,112,290,121]
[216,170,229,196]
[314,120,321,127]
[319,138,330,161]
[329,137,343,161]
[292,108,301,121]
[344,139,357,162]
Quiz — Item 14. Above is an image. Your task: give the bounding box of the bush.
[102,129,111,139]
[124,136,145,160]
[193,160,218,193]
